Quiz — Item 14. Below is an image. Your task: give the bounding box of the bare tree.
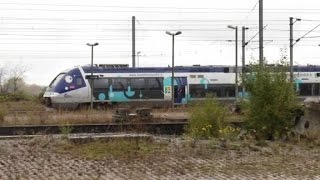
[0,65,7,93]
[9,64,30,92]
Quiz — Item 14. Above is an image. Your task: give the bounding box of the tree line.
[0,64,43,96]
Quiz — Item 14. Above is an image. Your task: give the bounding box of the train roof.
[80,64,320,74]
[81,65,231,73]
[293,65,320,72]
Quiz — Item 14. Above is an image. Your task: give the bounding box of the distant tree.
[9,64,30,92]
[22,83,44,96]
[0,66,6,93]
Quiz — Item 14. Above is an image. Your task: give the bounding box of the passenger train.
[43,64,320,109]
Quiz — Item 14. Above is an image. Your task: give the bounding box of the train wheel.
[44,98,52,107]
[78,103,90,111]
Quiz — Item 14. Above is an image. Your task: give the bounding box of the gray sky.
[1,0,320,86]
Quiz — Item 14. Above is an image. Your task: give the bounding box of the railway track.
[0,122,188,136]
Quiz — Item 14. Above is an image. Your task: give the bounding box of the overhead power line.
[294,23,320,45]
[1,7,320,14]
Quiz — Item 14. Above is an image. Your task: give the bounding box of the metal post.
[259,0,263,66]
[242,26,248,93]
[90,46,94,110]
[166,31,181,108]
[171,35,175,108]
[87,42,99,110]
[132,16,136,68]
[235,27,238,102]
[289,17,294,82]
[227,25,238,102]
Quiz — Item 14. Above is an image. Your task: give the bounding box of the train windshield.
[49,73,66,88]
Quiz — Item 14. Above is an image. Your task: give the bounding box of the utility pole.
[87,42,99,110]
[166,31,182,108]
[227,25,238,102]
[235,27,238,101]
[242,26,248,93]
[289,17,294,82]
[289,17,302,82]
[259,0,263,66]
[132,16,136,68]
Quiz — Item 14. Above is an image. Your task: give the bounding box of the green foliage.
[242,60,299,140]
[0,92,31,102]
[60,124,73,140]
[219,125,241,141]
[186,95,226,139]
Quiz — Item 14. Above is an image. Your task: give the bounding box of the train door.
[174,77,187,104]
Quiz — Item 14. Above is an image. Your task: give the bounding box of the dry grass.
[1,101,193,126]
[54,138,167,160]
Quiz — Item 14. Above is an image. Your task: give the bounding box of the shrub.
[242,61,300,140]
[186,95,226,139]
[0,92,31,102]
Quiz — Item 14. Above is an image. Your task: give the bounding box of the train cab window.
[49,73,65,88]
[317,73,320,77]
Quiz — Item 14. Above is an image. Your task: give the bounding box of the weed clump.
[186,95,226,140]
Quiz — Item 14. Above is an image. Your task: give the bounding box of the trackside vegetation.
[242,60,301,140]
[186,59,303,141]
[185,95,227,139]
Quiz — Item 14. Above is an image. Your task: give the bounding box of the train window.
[197,75,204,78]
[189,84,206,98]
[206,84,235,97]
[313,83,320,96]
[146,78,163,90]
[131,78,145,90]
[190,75,196,78]
[224,67,229,73]
[299,83,313,96]
[317,73,320,77]
[94,78,109,88]
[112,78,127,91]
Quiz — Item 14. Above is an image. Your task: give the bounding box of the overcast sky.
[1,0,320,86]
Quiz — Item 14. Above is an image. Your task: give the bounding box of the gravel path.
[0,135,319,180]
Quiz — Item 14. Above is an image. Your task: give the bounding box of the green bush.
[0,92,31,102]
[186,95,226,139]
[242,61,300,140]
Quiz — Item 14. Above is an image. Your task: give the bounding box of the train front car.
[43,67,88,109]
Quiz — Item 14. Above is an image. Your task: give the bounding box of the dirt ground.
[0,135,319,180]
